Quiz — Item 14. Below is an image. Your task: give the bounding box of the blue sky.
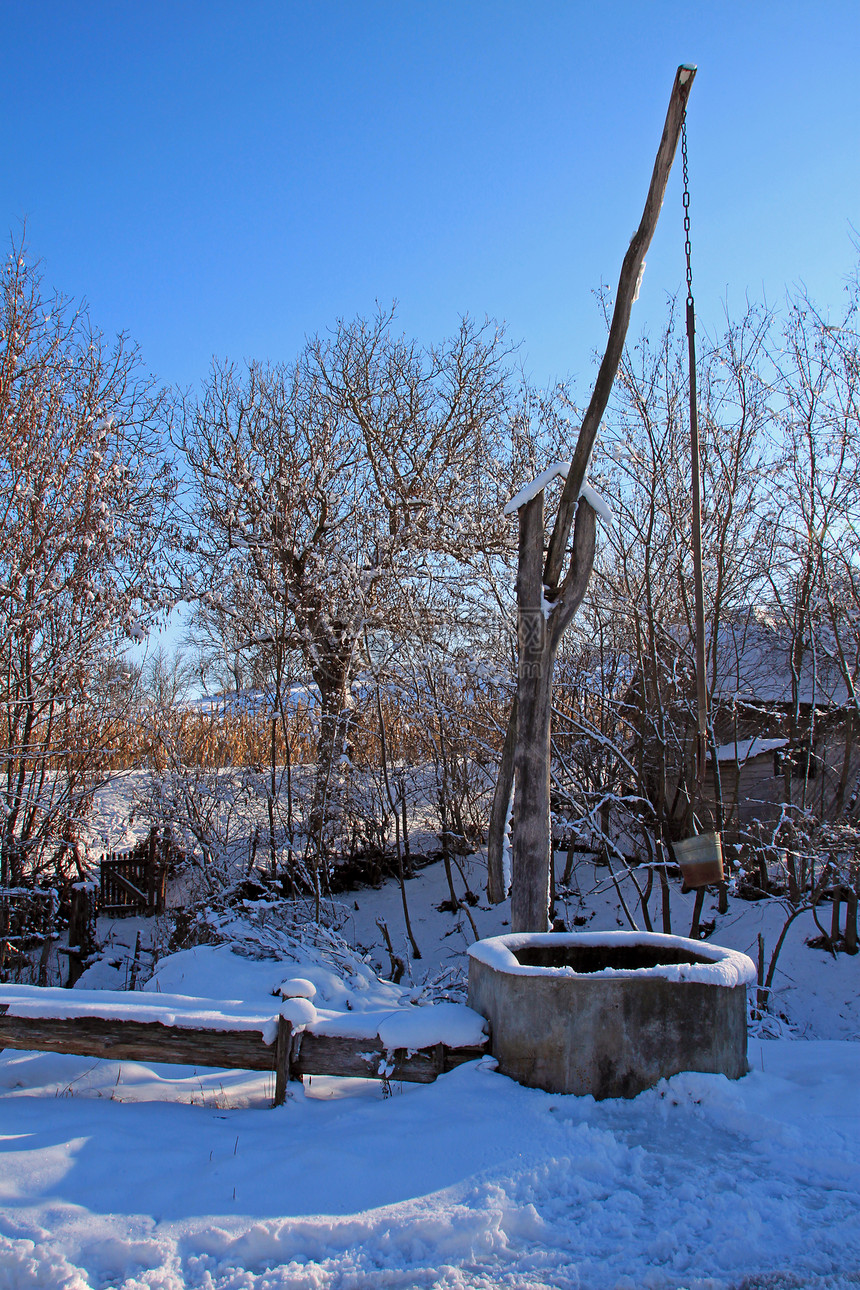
[5,1,859,398]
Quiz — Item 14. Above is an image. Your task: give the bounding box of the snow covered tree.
[178,309,510,885]
[0,245,175,885]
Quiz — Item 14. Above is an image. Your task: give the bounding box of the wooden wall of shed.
[699,715,860,832]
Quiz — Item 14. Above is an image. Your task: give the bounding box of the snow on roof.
[711,616,845,705]
[188,683,318,717]
[709,736,788,763]
[664,612,851,708]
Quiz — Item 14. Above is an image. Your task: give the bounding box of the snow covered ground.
[1,840,859,1288]
[2,1031,858,1288]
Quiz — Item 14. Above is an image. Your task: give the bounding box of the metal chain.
[681,111,707,786]
[682,117,694,307]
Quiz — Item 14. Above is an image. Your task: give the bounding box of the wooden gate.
[99,829,170,917]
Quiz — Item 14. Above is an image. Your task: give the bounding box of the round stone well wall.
[467,931,755,1099]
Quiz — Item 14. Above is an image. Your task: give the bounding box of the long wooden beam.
[0,1008,282,1070]
[0,1006,487,1104]
[292,1032,487,1083]
[543,64,696,594]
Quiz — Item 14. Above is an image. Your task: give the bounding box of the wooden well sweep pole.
[543,65,697,590]
[488,66,697,928]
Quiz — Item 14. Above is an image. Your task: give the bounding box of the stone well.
[467,931,755,1099]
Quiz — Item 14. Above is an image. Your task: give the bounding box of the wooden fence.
[0,888,58,949]
[0,989,487,1107]
[99,828,172,917]
[1,827,177,984]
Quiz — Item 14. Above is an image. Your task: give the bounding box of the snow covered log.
[0,1005,290,1086]
[0,988,488,1105]
[292,1032,488,1083]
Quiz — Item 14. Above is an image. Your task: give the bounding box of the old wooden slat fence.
[0,888,57,948]
[99,828,172,917]
[0,987,487,1107]
[0,888,58,981]
[1,829,174,981]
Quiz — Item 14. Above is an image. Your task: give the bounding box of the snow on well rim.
[468,930,757,988]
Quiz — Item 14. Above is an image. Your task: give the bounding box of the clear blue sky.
[4,1,859,394]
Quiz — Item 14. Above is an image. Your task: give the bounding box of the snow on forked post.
[487,65,696,931]
[502,459,615,532]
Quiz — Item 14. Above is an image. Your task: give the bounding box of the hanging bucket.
[674,832,724,888]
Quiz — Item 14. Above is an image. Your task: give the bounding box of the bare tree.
[766,280,860,816]
[546,267,860,952]
[178,310,510,890]
[0,243,174,885]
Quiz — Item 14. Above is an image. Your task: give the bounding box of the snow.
[190,683,318,718]
[1,1041,859,1288]
[278,977,317,999]
[709,735,787,763]
[137,939,485,1049]
[579,481,615,528]
[0,974,485,1051]
[632,257,646,303]
[501,785,513,892]
[279,996,318,1028]
[311,999,485,1051]
[1,820,859,1286]
[469,930,757,988]
[503,459,570,514]
[503,461,615,529]
[0,984,282,1042]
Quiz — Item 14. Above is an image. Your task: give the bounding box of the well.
[467,931,755,1099]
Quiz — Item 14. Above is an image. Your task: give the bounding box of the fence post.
[845,889,858,955]
[831,888,842,946]
[146,828,159,913]
[67,882,98,987]
[755,932,766,1016]
[273,1014,292,1107]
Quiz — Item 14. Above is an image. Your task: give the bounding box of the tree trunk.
[511,494,554,931]
[308,655,352,869]
[506,497,596,931]
[512,670,554,931]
